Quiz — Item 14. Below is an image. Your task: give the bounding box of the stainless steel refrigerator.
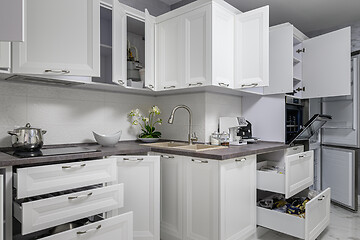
[320,51,360,211]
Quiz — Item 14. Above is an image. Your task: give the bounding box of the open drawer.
[38,212,133,240]
[14,158,117,199]
[257,188,331,240]
[14,184,124,235]
[257,150,314,198]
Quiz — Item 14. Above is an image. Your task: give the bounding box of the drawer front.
[17,184,124,235]
[285,150,314,198]
[285,145,304,156]
[305,188,331,240]
[38,212,133,240]
[16,158,117,199]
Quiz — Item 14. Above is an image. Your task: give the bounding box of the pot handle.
[7,131,17,136]
[42,130,47,135]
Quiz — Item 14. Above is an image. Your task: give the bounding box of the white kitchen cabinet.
[145,9,156,90]
[156,16,183,90]
[183,157,219,240]
[219,155,256,240]
[38,212,133,240]
[156,152,256,240]
[159,154,183,240]
[0,43,11,72]
[234,6,269,89]
[183,5,212,88]
[116,155,160,240]
[0,0,24,41]
[12,0,100,77]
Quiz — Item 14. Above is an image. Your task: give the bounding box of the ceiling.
[169,0,360,33]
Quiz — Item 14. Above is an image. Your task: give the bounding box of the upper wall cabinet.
[155,0,269,91]
[12,0,100,77]
[0,0,24,41]
[0,43,11,72]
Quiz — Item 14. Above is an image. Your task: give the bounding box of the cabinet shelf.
[293,77,302,82]
[100,44,112,57]
[293,57,301,65]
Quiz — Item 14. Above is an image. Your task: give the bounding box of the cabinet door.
[0,43,10,71]
[183,5,211,88]
[219,155,256,240]
[183,158,219,240]
[0,0,23,41]
[212,5,234,88]
[160,154,183,240]
[322,146,357,211]
[12,0,100,77]
[113,0,127,86]
[234,6,269,89]
[145,9,156,90]
[302,27,351,98]
[117,156,160,240]
[156,16,183,90]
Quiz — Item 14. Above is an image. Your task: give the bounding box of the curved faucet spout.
[168,105,196,145]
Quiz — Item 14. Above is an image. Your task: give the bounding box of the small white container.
[93,131,122,147]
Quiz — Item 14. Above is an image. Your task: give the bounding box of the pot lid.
[15,123,42,131]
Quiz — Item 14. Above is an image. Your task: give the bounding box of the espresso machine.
[219,117,256,145]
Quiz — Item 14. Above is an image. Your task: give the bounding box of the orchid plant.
[129,106,162,138]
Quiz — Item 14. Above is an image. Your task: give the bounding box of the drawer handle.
[235,158,246,162]
[147,84,154,89]
[62,163,86,169]
[218,82,229,87]
[44,69,70,74]
[192,159,208,164]
[161,155,174,159]
[299,154,306,158]
[293,147,298,150]
[318,195,326,201]
[77,224,102,235]
[118,80,125,85]
[164,85,176,89]
[188,82,203,87]
[68,192,93,200]
[123,157,144,161]
[241,83,258,88]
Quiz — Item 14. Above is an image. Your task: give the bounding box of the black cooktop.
[5,147,99,158]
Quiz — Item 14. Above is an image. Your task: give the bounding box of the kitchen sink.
[143,142,227,152]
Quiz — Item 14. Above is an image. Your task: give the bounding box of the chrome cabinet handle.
[147,84,154,89]
[62,163,86,169]
[164,85,176,89]
[235,158,246,162]
[123,157,144,161]
[44,69,70,74]
[241,83,258,88]
[192,159,208,164]
[118,80,125,85]
[292,147,298,150]
[299,154,307,158]
[77,225,102,235]
[317,195,326,201]
[218,82,229,87]
[161,155,174,159]
[68,192,93,200]
[188,82,203,87]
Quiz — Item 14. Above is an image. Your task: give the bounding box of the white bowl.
[92,131,122,147]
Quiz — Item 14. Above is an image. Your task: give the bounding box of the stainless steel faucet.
[168,105,198,145]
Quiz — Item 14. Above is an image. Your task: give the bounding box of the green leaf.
[152,131,161,137]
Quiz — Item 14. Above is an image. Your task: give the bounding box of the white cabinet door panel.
[183,158,219,240]
[117,156,160,240]
[145,9,156,90]
[302,27,351,98]
[183,6,211,87]
[0,0,24,41]
[113,0,127,85]
[235,6,269,89]
[0,43,10,71]
[264,24,293,94]
[12,0,100,77]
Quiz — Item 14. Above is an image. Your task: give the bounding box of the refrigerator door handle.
[352,58,358,130]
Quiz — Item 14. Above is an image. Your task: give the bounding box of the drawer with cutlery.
[13,183,124,235]
[257,188,331,240]
[257,149,314,198]
[14,158,117,199]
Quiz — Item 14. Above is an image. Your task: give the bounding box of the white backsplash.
[0,82,242,147]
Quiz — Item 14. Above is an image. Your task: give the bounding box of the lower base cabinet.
[155,153,256,240]
[116,155,160,240]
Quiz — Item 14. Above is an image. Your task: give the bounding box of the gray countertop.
[0,141,288,167]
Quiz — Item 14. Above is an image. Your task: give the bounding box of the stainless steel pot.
[8,123,47,151]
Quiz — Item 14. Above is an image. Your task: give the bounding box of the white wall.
[0,81,156,147]
[156,92,242,143]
